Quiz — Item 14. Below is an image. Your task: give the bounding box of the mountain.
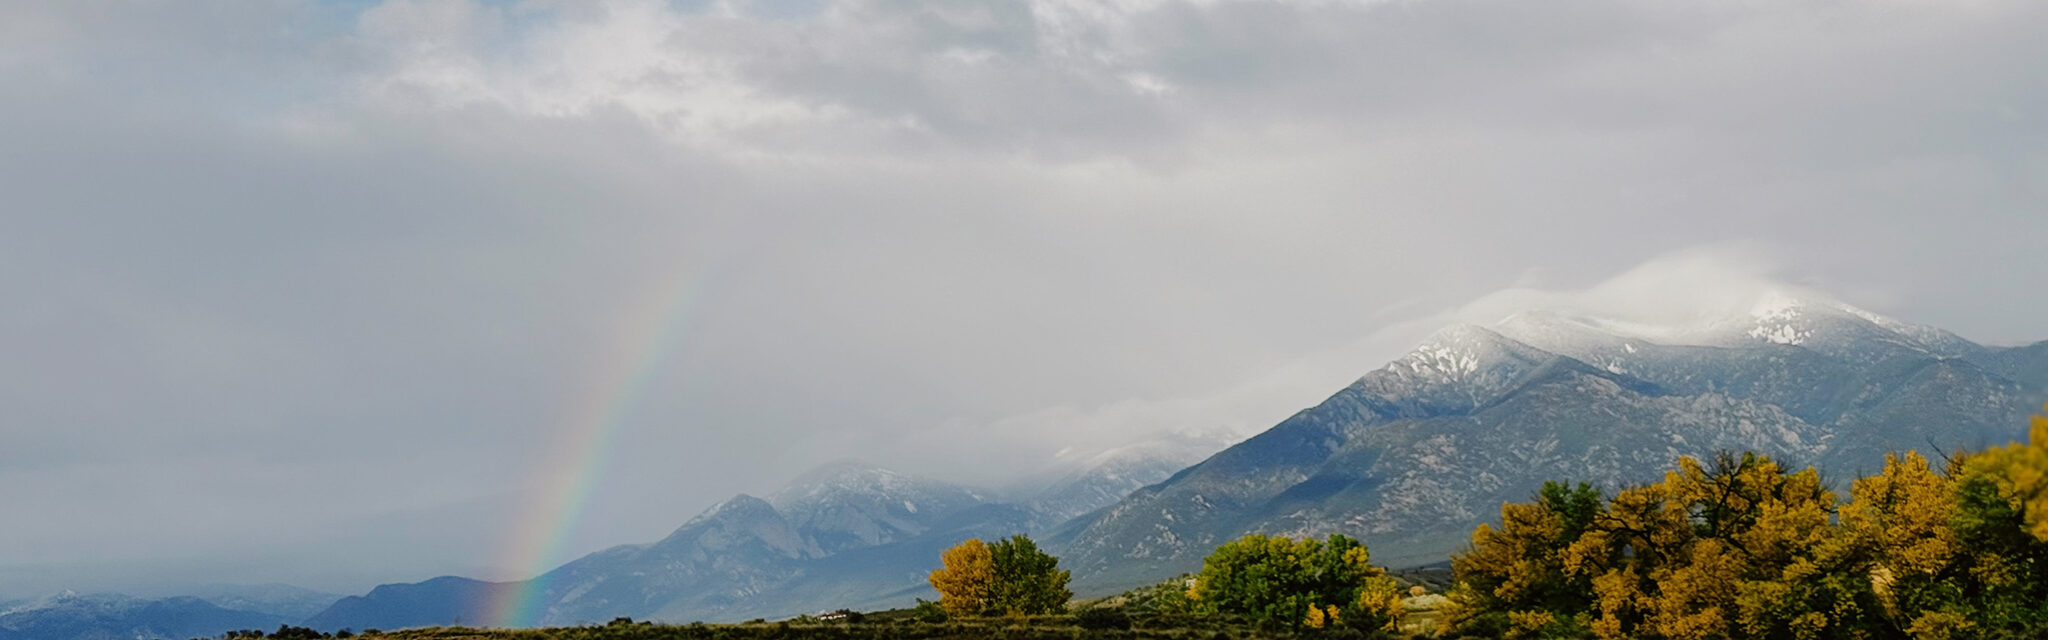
[306,576,518,632]
[309,449,1215,630]
[172,583,342,621]
[770,462,995,554]
[310,464,1004,628]
[1050,292,2048,591]
[0,592,291,640]
[1025,436,1230,527]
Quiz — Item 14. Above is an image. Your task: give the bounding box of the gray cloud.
[2,0,2045,598]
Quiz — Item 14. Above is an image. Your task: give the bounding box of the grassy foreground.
[329,581,1458,640]
[350,619,1391,640]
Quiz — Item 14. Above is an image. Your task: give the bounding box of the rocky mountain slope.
[1050,292,2048,591]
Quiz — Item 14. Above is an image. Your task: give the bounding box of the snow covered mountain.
[769,461,994,554]
[1049,291,2048,591]
[1025,436,1230,527]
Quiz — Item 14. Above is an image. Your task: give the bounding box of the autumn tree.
[1584,452,1881,640]
[1453,481,1605,637]
[1450,452,1887,640]
[1943,404,2048,635]
[1186,533,1402,632]
[1447,409,2048,640]
[928,538,994,617]
[1841,450,1965,636]
[928,535,1072,617]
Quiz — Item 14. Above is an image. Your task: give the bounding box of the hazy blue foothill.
[0,593,296,640]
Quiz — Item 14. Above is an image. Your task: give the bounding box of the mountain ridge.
[307,446,1207,629]
[1052,291,2046,590]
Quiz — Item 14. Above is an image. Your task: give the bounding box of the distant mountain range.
[309,445,1216,630]
[34,290,2046,638]
[0,587,342,640]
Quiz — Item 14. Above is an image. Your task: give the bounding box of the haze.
[3,0,2045,599]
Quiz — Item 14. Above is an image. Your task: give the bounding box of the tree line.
[930,531,1410,634]
[1447,407,2048,640]
[923,406,2048,640]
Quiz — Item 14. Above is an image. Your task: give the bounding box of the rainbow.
[482,253,730,628]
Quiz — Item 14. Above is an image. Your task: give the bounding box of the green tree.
[986,535,1073,615]
[1186,533,1402,631]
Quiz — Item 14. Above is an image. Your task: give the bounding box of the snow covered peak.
[766,460,988,524]
[771,461,922,507]
[1482,287,1980,359]
[1351,325,1564,417]
[682,493,780,527]
[1393,325,1550,383]
[1743,290,1814,345]
[1707,289,1985,358]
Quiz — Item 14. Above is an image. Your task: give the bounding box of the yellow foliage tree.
[1845,451,1959,579]
[1452,410,2048,639]
[1962,405,2048,543]
[1356,577,1403,632]
[1567,453,1872,640]
[1842,450,1960,633]
[928,538,994,617]
[1304,603,1337,629]
[1456,480,1604,634]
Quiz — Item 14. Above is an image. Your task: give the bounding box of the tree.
[1445,410,2048,640]
[1841,450,1964,635]
[986,535,1073,615]
[1454,481,1605,636]
[1962,404,2048,543]
[1186,533,1402,631]
[928,535,1072,617]
[1452,452,1885,640]
[1578,452,1879,640]
[928,538,994,617]
[1944,404,2048,634]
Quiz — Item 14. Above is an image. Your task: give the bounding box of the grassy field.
[290,567,1461,640]
[344,620,1392,640]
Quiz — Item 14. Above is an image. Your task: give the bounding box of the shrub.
[1076,608,1132,630]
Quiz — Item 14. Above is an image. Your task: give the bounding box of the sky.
[3,0,2046,600]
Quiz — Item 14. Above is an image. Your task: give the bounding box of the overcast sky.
[3,0,2046,599]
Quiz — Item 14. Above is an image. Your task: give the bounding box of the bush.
[913,598,949,623]
[1076,608,1131,630]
